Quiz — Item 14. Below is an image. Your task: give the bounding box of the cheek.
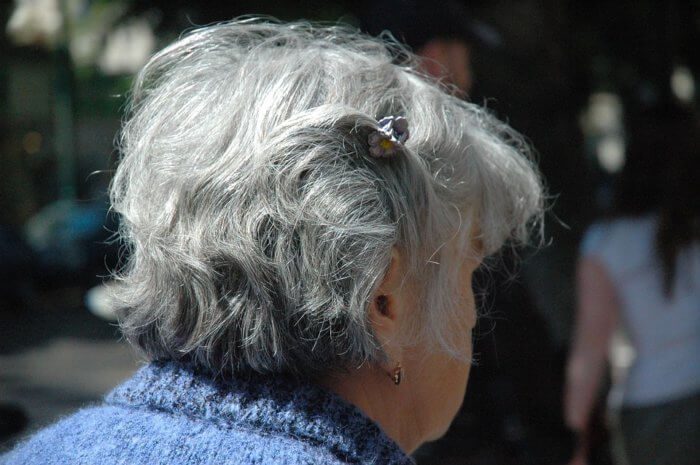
[454,287,477,352]
[455,329,473,383]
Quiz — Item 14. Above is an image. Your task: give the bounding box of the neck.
[321,364,424,454]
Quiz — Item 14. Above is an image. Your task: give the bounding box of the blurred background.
[1,1,698,464]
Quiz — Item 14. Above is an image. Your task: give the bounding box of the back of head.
[360,0,481,51]
[110,19,543,378]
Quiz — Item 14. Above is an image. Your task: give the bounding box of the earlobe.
[369,293,405,386]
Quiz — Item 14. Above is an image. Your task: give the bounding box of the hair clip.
[368,116,410,158]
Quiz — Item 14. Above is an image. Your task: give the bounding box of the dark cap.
[359,0,501,51]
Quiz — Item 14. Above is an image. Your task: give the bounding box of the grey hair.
[110,19,544,378]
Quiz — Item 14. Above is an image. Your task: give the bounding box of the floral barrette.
[368,116,410,158]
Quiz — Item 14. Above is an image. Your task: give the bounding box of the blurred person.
[2,19,543,464]
[361,0,500,97]
[564,105,700,465]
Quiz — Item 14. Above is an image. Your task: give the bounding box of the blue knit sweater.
[2,361,414,464]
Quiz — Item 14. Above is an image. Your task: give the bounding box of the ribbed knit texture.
[1,361,414,464]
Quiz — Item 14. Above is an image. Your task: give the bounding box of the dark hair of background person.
[359,0,484,51]
[612,103,700,296]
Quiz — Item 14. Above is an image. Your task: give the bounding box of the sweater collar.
[106,361,413,465]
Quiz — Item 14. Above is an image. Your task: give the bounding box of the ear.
[368,248,408,346]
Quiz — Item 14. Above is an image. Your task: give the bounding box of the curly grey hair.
[110,19,544,378]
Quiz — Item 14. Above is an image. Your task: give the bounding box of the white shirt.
[581,214,700,406]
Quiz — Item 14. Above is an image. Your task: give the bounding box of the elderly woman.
[3,20,543,464]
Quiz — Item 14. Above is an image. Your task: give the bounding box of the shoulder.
[1,404,351,465]
[580,215,657,265]
[3,362,412,465]
[1,405,127,465]
[580,222,610,257]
